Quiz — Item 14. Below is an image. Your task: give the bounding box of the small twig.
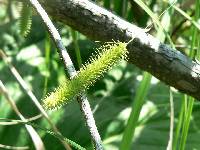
[28,0,76,78]
[0,50,71,150]
[0,114,42,125]
[0,80,45,150]
[27,0,103,149]
[0,144,29,150]
[0,118,86,150]
[166,87,174,150]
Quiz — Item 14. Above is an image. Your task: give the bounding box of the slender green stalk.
[133,0,174,45]
[120,2,176,149]
[179,97,194,150]
[197,36,200,60]
[162,0,200,31]
[127,5,134,22]
[103,0,111,9]
[189,23,198,58]
[163,4,175,150]
[122,0,128,18]
[43,33,51,97]
[167,87,174,150]
[173,95,185,150]
[120,72,152,150]
[70,29,82,68]
[114,0,123,16]
[178,1,199,149]
[7,0,14,21]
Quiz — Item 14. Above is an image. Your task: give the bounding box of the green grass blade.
[114,0,123,16]
[120,1,176,149]
[179,97,194,150]
[127,5,134,22]
[133,0,174,45]
[197,36,200,60]
[173,5,200,31]
[167,87,174,150]
[178,1,199,149]
[173,95,185,150]
[162,0,200,31]
[103,0,111,9]
[71,29,82,69]
[42,33,51,97]
[122,0,128,18]
[120,72,152,150]
[159,3,176,150]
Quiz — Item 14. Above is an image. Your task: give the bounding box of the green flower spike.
[43,41,128,110]
[19,3,32,37]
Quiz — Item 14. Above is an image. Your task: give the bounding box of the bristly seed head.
[19,3,32,37]
[43,41,128,110]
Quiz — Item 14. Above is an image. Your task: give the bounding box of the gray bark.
[39,0,200,100]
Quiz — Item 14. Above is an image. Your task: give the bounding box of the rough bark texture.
[39,0,200,100]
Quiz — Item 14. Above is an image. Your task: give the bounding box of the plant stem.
[70,29,82,68]
[120,72,152,150]
[27,0,103,149]
[0,80,45,150]
[0,50,72,150]
[167,88,174,150]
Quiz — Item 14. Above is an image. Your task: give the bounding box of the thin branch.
[0,114,42,125]
[166,87,174,150]
[0,144,29,150]
[37,0,200,100]
[29,0,76,77]
[27,0,103,149]
[0,50,71,150]
[0,80,45,150]
[0,118,87,150]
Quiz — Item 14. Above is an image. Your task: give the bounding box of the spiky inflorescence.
[43,41,128,110]
[19,3,32,37]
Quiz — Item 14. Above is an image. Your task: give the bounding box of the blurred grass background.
[0,0,200,149]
